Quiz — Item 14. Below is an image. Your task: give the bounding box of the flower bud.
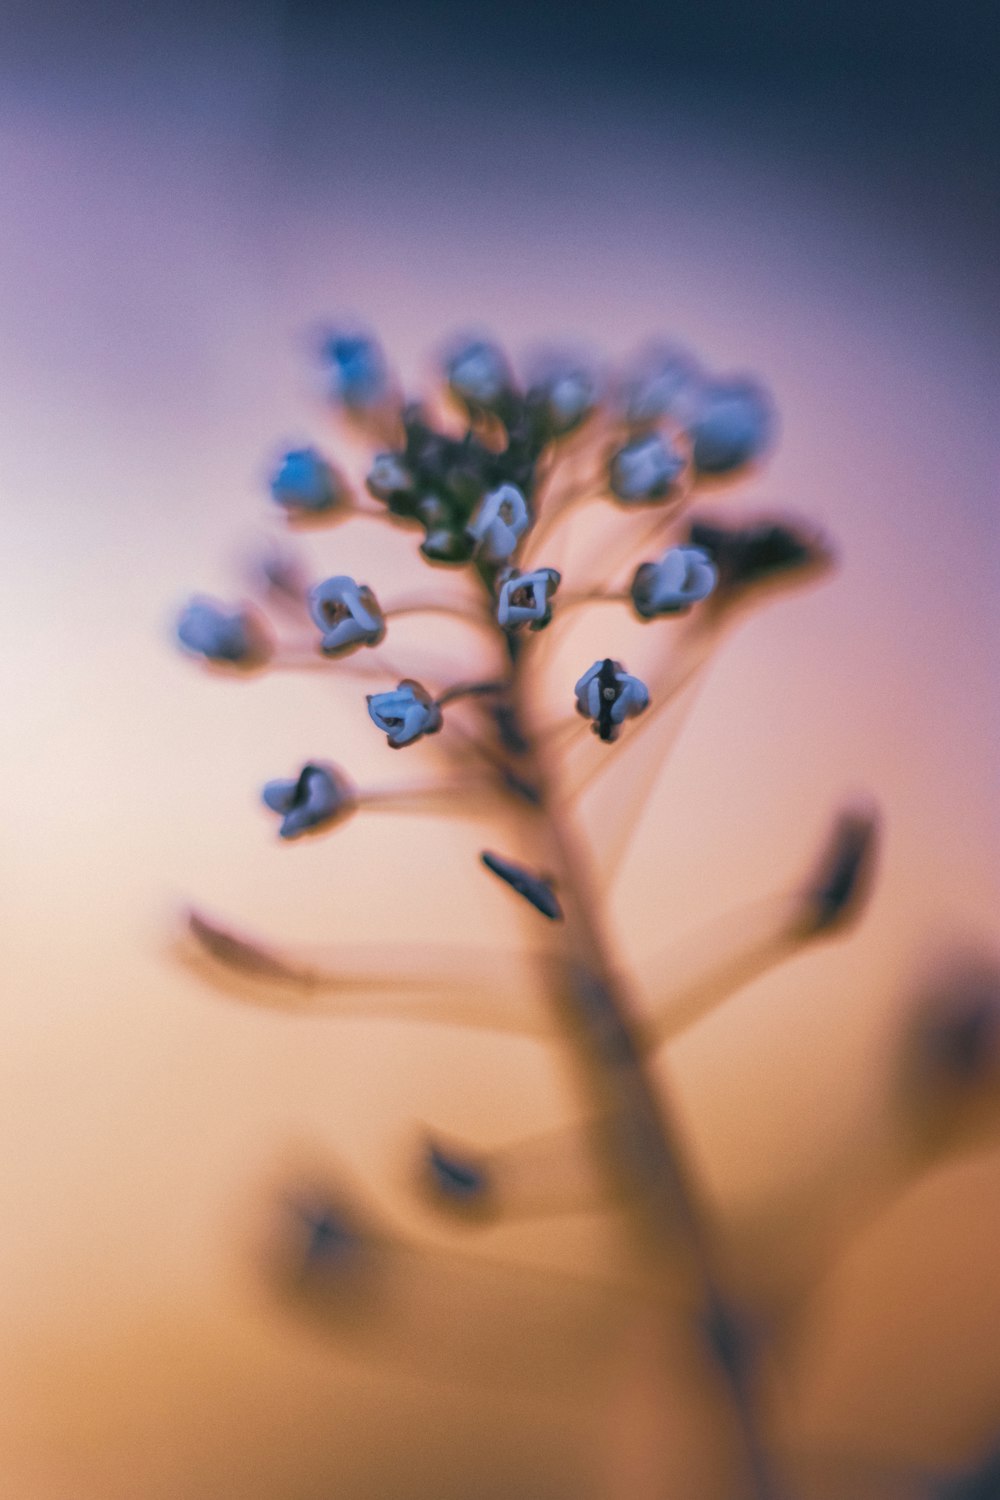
[176,597,272,669]
[365,452,414,505]
[308,576,386,656]
[620,344,702,427]
[269,447,345,517]
[574,658,649,742]
[467,483,530,562]
[446,338,511,410]
[630,545,717,619]
[480,851,563,920]
[609,434,685,504]
[527,356,597,437]
[496,566,561,631]
[261,762,356,839]
[367,680,443,748]
[321,329,388,410]
[687,378,773,475]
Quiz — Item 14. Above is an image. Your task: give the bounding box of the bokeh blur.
[1,2,997,1497]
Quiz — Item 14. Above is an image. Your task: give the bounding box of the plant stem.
[502,655,785,1500]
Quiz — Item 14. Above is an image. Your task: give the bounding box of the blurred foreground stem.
[502,644,784,1500]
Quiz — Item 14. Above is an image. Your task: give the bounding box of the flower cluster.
[172,323,894,1500]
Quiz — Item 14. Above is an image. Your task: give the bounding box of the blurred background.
[0,2,997,1497]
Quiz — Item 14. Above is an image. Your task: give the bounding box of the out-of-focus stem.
[382,596,497,635]
[501,649,785,1500]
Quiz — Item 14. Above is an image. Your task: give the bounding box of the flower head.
[630,544,717,619]
[687,378,773,475]
[176,596,272,668]
[320,328,389,411]
[446,337,512,411]
[609,433,685,504]
[308,576,386,656]
[467,483,530,562]
[575,658,650,741]
[496,567,561,631]
[261,762,357,839]
[367,680,442,748]
[269,447,345,518]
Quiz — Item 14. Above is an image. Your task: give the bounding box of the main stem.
[501,645,784,1500]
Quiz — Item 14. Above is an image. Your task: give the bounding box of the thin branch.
[436,677,511,708]
[268,1158,643,1393]
[630,813,879,1055]
[177,908,553,1038]
[381,595,498,637]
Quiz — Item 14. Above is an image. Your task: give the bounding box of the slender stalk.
[382,596,498,636]
[499,648,785,1500]
[435,677,510,708]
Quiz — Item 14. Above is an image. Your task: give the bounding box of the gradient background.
[1,3,998,1497]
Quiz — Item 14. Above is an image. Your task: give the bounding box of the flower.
[446,337,511,410]
[320,328,389,410]
[367,680,443,748]
[574,658,650,741]
[261,762,356,839]
[687,378,773,475]
[496,567,561,631]
[269,447,345,517]
[630,544,717,619]
[308,576,386,656]
[176,596,272,668]
[467,483,530,562]
[526,356,597,437]
[609,433,685,503]
[365,452,414,507]
[620,344,702,427]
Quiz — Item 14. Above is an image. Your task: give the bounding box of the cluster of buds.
[174,330,820,808]
[173,323,901,1500]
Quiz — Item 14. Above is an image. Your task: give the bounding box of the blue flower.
[574,658,650,742]
[630,544,717,618]
[467,484,530,562]
[262,762,356,839]
[619,344,702,427]
[365,452,414,504]
[687,378,774,475]
[176,597,272,668]
[367,680,443,748]
[496,567,561,631]
[321,329,388,410]
[527,355,597,436]
[269,447,345,517]
[609,434,685,503]
[308,576,386,656]
[446,338,511,410]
